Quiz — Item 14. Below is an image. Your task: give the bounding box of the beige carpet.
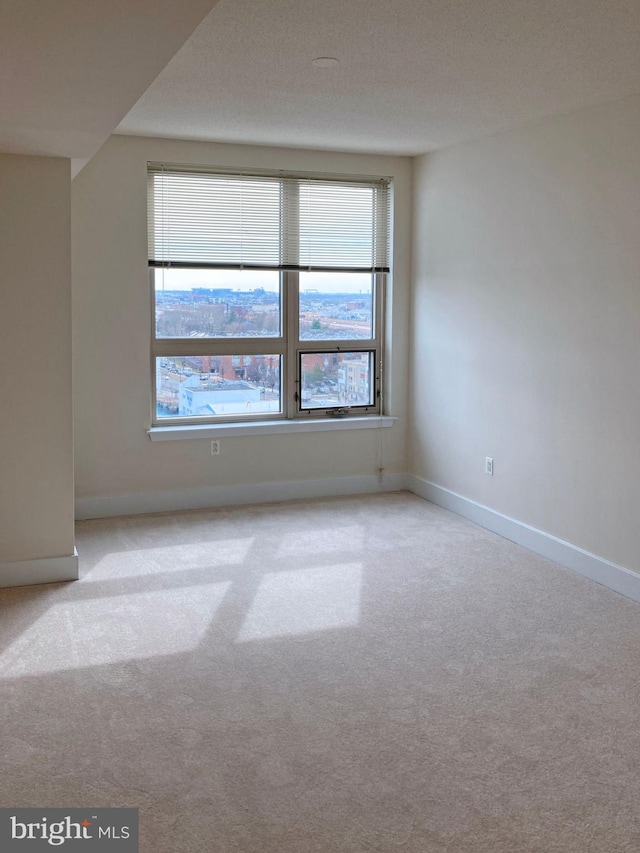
[1,492,640,852]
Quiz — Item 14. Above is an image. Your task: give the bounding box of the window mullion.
[153,338,286,358]
[281,179,300,418]
[283,271,297,418]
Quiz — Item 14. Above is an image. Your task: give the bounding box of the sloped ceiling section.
[0,0,219,166]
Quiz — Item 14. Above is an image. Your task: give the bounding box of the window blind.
[147,164,390,273]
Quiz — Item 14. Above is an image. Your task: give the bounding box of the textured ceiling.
[118,0,640,155]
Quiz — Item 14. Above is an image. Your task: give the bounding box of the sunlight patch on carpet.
[236,563,362,642]
[85,538,254,580]
[0,582,231,678]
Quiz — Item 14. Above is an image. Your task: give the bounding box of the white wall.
[411,93,640,573]
[72,136,411,511]
[0,154,75,567]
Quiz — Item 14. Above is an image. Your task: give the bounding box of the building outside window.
[148,164,391,424]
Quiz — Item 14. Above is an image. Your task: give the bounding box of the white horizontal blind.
[148,170,282,268]
[296,179,389,271]
[148,164,390,273]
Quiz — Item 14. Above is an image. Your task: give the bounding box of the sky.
[154,268,373,295]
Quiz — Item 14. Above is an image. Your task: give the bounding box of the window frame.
[294,271,385,416]
[148,165,390,427]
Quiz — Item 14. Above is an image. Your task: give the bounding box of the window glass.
[300,351,375,409]
[154,269,280,338]
[299,272,373,341]
[156,355,281,419]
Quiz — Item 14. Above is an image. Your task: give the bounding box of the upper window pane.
[154,269,281,338]
[299,273,373,340]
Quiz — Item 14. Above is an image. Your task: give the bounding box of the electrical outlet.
[485,456,493,476]
[211,440,221,456]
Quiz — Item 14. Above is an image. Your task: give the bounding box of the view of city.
[156,354,282,418]
[154,270,375,418]
[154,270,373,340]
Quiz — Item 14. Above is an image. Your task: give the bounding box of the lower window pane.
[300,351,375,409]
[156,355,281,419]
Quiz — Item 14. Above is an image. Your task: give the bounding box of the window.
[148,164,391,424]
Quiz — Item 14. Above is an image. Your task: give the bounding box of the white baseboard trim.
[0,548,79,589]
[407,475,640,605]
[76,472,408,520]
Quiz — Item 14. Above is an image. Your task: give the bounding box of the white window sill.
[148,415,396,441]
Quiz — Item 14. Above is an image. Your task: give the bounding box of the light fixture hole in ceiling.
[311,57,340,68]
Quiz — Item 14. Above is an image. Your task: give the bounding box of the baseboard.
[407,475,640,604]
[0,548,79,589]
[75,472,408,520]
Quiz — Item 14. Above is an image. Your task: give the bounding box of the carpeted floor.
[1,491,640,852]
